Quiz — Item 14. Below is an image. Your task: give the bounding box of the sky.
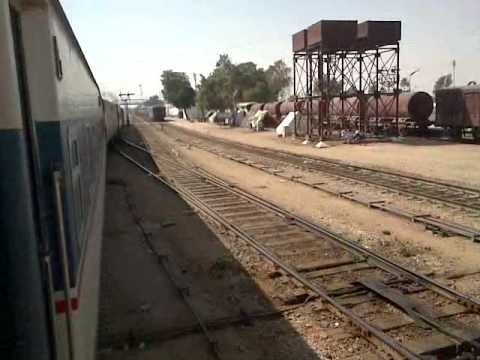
[62,0,480,99]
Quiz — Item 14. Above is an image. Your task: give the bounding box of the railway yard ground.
[168,120,480,189]
[98,121,480,359]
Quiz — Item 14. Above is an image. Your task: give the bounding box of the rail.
[116,137,480,359]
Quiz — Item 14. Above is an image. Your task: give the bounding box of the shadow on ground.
[97,129,324,359]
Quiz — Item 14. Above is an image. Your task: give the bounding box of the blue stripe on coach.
[0,129,52,360]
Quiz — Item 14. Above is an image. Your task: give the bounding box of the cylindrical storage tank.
[328,97,360,116]
[279,100,304,116]
[367,92,433,123]
[306,99,327,115]
[406,92,434,123]
[264,101,283,123]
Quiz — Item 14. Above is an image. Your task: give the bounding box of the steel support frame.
[293,50,322,138]
[293,51,308,137]
[293,43,400,138]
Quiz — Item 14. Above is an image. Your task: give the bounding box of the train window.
[76,177,84,223]
[52,36,63,80]
[85,126,91,179]
[72,139,79,167]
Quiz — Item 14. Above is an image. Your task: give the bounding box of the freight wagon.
[435,85,480,141]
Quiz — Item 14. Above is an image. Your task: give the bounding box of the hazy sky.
[62,0,480,99]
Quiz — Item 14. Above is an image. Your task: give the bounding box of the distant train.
[249,91,434,133]
[150,104,167,121]
[135,104,167,122]
[1,1,124,360]
[435,85,480,141]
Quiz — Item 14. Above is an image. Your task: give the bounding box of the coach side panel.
[0,2,53,359]
[20,1,105,359]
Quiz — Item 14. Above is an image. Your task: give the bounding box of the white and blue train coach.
[1,1,125,359]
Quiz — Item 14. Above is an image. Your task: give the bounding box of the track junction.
[115,131,480,360]
[155,124,480,242]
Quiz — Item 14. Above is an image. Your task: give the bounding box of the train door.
[6,4,57,360]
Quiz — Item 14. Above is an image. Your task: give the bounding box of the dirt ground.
[138,122,480,278]
[168,120,480,189]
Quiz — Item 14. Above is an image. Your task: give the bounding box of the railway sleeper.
[222,209,268,220]
[244,223,297,235]
[215,205,259,215]
[125,142,480,359]
[358,278,480,356]
[250,228,306,241]
[196,191,233,200]
[209,201,251,210]
[264,235,318,248]
[202,195,239,205]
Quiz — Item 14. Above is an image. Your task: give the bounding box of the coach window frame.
[52,35,63,80]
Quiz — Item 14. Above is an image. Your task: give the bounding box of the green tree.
[434,74,453,92]
[144,95,162,106]
[197,55,292,112]
[197,74,229,113]
[161,70,195,119]
[314,76,342,96]
[265,60,291,100]
[243,79,273,103]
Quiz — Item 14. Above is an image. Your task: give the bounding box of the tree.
[434,74,453,92]
[197,55,292,113]
[197,74,229,113]
[313,76,342,96]
[265,60,291,100]
[161,70,195,119]
[400,77,410,91]
[243,79,273,103]
[144,95,162,106]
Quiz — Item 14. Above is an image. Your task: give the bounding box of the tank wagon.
[368,92,433,129]
[264,101,283,123]
[1,1,124,360]
[255,92,433,133]
[327,92,434,131]
[435,85,480,140]
[280,100,305,116]
[246,101,305,127]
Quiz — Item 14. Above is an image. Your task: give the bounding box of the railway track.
[106,166,222,359]
[117,137,480,359]
[158,125,480,242]
[163,125,480,211]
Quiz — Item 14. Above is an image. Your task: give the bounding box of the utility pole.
[119,92,135,126]
[409,68,420,92]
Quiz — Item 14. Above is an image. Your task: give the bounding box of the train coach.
[435,85,480,141]
[1,1,123,360]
